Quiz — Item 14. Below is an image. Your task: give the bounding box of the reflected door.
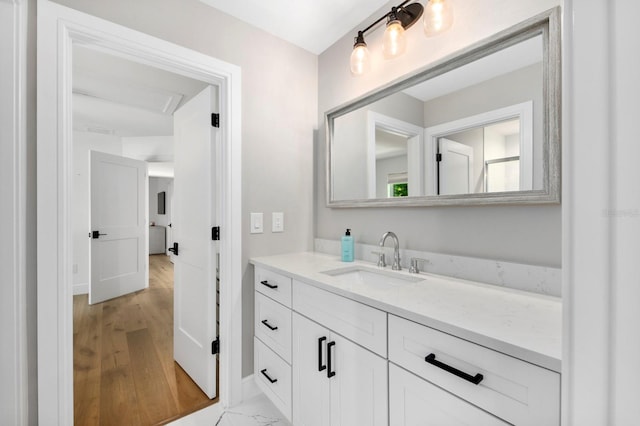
[438,138,474,195]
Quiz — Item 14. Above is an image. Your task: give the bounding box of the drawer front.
[388,315,560,426]
[254,337,292,421]
[390,363,508,426]
[293,280,387,357]
[255,291,292,363]
[255,267,292,307]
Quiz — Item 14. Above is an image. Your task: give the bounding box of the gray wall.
[50,0,318,377]
[316,0,561,268]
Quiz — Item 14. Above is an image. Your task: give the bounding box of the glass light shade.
[350,43,371,76]
[383,19,406,59]
[424,0,454,37]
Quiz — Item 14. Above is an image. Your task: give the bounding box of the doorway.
[37,2,243,423]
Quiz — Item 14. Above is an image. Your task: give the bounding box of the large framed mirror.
[326,7,560,207]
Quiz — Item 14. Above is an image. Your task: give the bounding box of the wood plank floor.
[74,254,217,426]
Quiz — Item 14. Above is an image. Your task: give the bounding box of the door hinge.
[212,226,220,241]
[211,338,220,355]
[436,153,442,162]
[211,113,220,128]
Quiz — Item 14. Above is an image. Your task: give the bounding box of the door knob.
[91,230,108,239]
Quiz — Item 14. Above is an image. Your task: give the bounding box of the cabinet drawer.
[388,315,560,426]
[254,337,292,421]
[255,267,292,308]
[255,291,292,363]
[390,363,508,426]
[293,280,387,357]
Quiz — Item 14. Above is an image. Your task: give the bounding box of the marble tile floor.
[168,393,290,426]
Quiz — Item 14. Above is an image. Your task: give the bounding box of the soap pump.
[341,228,354,262]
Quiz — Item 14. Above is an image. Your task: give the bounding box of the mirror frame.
[325,7,560,208]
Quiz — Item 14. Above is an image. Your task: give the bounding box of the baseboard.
[73,283,88,295]
[241,374,261,401]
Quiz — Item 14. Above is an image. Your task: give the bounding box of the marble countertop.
[250,252,561,372]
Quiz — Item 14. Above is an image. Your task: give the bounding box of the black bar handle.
[168,242,179,256]
[327,341,336,378]
[261,319,278,331]
[260,280,278,289]
[260,368,278,384]
[318,336,327,371]
[424,353,484,385]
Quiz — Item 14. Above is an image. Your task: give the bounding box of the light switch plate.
[272,212,284,232]
[250,212,263,234]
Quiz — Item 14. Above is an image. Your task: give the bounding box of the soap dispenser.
[341,228,354,262]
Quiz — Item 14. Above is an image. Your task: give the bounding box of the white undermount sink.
[321,265,423,290]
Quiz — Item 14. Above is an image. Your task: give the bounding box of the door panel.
[439,138,474,195]
[329,333,388,426]
[292,313,331,426]
[89,151,147,305]
[172,85,218,399]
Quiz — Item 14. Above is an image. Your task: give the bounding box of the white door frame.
[0,0,29,424]
[36,1,242,423]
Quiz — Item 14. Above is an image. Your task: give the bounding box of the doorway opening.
[37,2,243,423]
[71,45,220,424]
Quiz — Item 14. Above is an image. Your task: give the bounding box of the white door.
[329,333,388,426]
[292,313,331,426]
[89,151,148,305]
[172,85,219,399]
[438,138,474,195]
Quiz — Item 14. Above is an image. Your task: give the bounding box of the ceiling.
[198,0,391,54]
[72,45,208,137]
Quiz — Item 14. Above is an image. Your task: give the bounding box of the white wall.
[50,0,318,377]
[71,131,123,294]
[149,177,172,228]
[122,135,173,162]
[317,0,561,267]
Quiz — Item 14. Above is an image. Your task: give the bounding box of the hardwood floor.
[74,254,217,425]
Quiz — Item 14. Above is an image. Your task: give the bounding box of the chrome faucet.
[378,231,401,271]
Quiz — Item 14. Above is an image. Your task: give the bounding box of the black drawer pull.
[260,368,278,384]
[260,280,278,289]
[327,341,336,378]
[261,319,278,331]
[318,336,327,371]
[425,353,484,385]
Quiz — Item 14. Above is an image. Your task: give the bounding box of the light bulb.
[350,32,371,76]
[424,0,453,37]
[383,19,406,59]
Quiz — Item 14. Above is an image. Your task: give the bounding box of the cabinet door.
[292,313,331,426]
[329,333,388,426]
[389,363,509,426]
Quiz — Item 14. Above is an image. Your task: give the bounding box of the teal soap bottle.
[341,228,354,262]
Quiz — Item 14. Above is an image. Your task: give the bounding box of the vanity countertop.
[250,251,561,373]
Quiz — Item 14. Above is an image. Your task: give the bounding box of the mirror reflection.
[328,9,560,207]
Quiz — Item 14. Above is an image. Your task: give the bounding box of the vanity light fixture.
[350,0,454,76]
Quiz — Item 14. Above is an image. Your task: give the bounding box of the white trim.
[366,111,424,198]
[0,0,28,424]
[73,283,89,296]
[37,1,243,423]
[424,101,534,195]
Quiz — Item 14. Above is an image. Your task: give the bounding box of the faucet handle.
[409,257,429,274]
[371,251,386,268]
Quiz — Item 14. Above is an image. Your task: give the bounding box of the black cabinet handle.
[261,319,278,331]
[327,341,336,378]
[260,368,278,384]
[260,280,278,289]
[424,353,484,385]
[318,336,327,371]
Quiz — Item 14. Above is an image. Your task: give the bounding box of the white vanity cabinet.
[252,257,561,426]
[292,312,388,426]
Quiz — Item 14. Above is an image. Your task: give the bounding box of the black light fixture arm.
[357,0,421,38]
